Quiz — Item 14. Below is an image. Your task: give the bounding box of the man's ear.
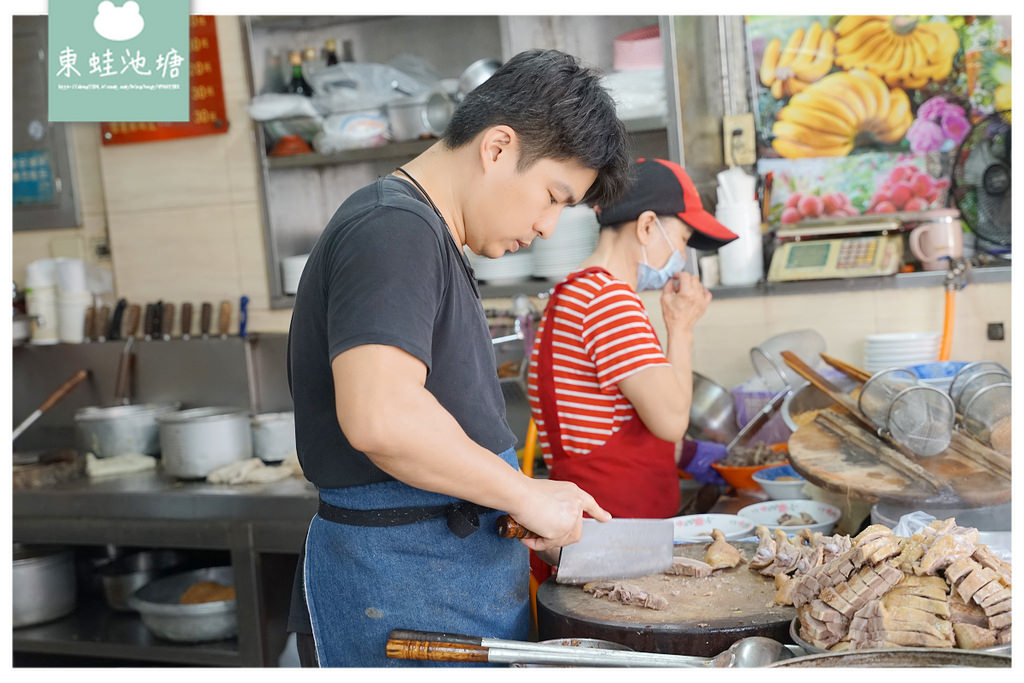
[478,125,517,169]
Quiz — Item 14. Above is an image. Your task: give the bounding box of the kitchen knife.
[180,302,193,340]
[83,306,96,343]
[153,301,164,339]
[108,298,127,341]
[218,300,232,339]
[96,305,111,342]
[496,517,674,585]
[125,304,141,339]
[161,302,176,340]
[143,304,155,340]
[200,302,213,339]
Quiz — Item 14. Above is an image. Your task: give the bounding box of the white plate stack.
[863,332,942,373]
[531,205,599,279]
[466,249,534,285]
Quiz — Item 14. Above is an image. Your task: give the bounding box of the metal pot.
[13,544,77,628]
[98,549,191,612]
[687,372,740,443]
[457,58,501,100]
[157,407,253,479]
[74,403,181,458]
[128,566,237,642]
[386,89,454,142]
[251,411,296,463]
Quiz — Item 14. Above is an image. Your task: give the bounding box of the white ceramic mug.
[909,219,964,271]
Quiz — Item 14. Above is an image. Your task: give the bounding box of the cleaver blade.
[555,518,674,585]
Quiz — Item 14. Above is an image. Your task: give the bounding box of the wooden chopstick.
[819,353,872,383]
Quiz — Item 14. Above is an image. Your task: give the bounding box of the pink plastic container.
[613,26,662,71]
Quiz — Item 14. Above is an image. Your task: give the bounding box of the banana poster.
[747,15,1010,224]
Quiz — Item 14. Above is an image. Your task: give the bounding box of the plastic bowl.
[711,461,782,491]
[737,499,841,535]
[752,464,810,500]
[670,514,755,543]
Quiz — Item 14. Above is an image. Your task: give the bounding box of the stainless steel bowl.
[457,58,501,100]
[74,403,180,458]
[128,566,237,642]
[688,372,740,443]
[13,544,77,628]
[98,550,191,612]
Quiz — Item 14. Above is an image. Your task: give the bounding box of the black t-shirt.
[286,175,516,490]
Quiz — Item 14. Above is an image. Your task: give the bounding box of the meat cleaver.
[496,516,674,584]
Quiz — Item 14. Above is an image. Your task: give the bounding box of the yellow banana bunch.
[760,21,835,98]
[834,15,960,89]
[772,70,913,159]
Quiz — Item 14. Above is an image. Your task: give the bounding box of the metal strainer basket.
[858,368,957,457]
[949,361,1010,406]
[954,369,1012,413]
[961,382,1012,455]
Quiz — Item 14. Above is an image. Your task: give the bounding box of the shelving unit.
[241,15,679,309]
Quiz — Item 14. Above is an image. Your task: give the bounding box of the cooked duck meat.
[774,573,798,605]
[988,610,1012,630]
[948,591,989,627]
[972,544,1012,587]
[956,565,999,604]
[997,627,1011,645]
[749,525,777,570]
[944,556,978,586]
[916,533,977,576]
[704,528,744,570]
[981,595,1011,616]
[878,592,950,618]
[665,556,714,578]
[778,511,818,526]
[972,576,1008,606]
[889,574,949,600]
[953,623,999,649]
[853,534,903,566]
[582,581,669,611]
[853,524,894,546]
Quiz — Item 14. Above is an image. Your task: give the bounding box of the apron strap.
[317,498,493,539]
[535,267,612,461]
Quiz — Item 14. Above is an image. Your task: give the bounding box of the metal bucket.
[251,412,296,463]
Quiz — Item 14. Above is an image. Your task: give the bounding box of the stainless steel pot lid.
[156,407,249,424]
[74,403,180,421]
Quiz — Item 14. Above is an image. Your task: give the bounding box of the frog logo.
[93,1,145,42]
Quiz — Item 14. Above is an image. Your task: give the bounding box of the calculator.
[767,234,904,282]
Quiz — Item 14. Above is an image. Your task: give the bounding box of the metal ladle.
[387,630,795,667]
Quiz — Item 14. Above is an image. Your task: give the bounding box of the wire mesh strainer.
[949,361,1010,406]
[961,382,1012,455]
[954,369,1012,414]
[858,368,957,457]
[750,329,826,393]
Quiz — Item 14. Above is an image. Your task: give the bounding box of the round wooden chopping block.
[537,542,797,657]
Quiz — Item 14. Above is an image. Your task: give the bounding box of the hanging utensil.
[107,298,127,341]
[113,337,136,406]
[124,304,141,339]
[180,302,193,340]
[83,306,96,343]
[200,302,213,340]
[12,370,90,441]
[96,305,111,342]
[161,302,176,341]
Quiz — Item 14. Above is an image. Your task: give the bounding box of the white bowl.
[865,332,941,344]
[737,499,841,535]
[670,513,755,543]
[751,464,810,500]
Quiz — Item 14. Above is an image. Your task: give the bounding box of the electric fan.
[949,111,1012,248]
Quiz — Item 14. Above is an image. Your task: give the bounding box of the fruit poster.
[747,15,1011,225]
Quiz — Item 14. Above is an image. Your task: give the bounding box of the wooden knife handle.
[218,300,232,337]
[385,639,488,663]
[96,306,111,340]
[125,304,141,338]
[38,369,89,412]
[143,304,155,338]
[495,515,539,539]
[161,303,176,339]
[83,307,96,341]
[200,302,213,336]
[180,302,193,338]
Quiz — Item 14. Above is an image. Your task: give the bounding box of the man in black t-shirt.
[287,49,629,667]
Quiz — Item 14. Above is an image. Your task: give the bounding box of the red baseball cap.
[595,158,738,251]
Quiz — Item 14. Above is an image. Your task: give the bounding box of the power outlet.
[723,113,756,167]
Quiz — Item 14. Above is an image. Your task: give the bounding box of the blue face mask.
[636,217,686,291]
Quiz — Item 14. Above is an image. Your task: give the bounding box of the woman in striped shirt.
[528,158,739,520]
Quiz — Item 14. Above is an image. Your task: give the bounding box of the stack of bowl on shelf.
[531,205,599,280]
[466,249,534,286]
[862,332,941,373]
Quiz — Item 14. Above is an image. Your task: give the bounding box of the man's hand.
[507,478,611,552]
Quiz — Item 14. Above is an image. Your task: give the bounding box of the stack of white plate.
[466,249,534,285]
[532,205,599,279]
[863,332,941,373]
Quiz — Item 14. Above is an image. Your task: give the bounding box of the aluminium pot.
[386,89,454,142]
[251,411,296,463]
[157,407,252,479]
[74,403,181,458]
[98,549,191,612]
[13,544,77,628]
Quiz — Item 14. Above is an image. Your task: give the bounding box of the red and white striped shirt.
[527,269,670,463]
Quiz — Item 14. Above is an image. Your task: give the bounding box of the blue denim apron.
[304,447,530,667]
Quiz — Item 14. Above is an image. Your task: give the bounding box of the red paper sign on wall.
[100,16,228,145]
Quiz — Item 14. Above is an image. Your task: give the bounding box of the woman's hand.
[660,272,711,336]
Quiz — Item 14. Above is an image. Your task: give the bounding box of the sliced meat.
[944,556,979,586]
[774,573,798,605]
[890,574,949,600]
[982,597,1011,617]
[917,533,977,575]
[881,592,950,618]
[972,544,1012,587]
[956,566,998,604]
[582,581,670,611]
[977,585,1011,609]
[879,631,954,648]
[971,577,1007,605]
[665,556,714,578]
[953,622,998,649]
[853,524,893,546]
[996,627,1011,645]
[988,610,1012,631]
[704,528,744,570]
[809,598,848,625]
[822,584,858,619]
[948,591,989,627]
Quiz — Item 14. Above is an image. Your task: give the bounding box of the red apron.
[534,267,680,519]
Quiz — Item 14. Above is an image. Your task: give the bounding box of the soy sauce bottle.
[287,50,313,97]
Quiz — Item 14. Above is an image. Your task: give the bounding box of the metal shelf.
[13,598,241,666]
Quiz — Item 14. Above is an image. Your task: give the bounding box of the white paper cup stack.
[24,258,60,345]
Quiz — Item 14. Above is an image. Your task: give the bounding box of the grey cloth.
[286,175,516,489]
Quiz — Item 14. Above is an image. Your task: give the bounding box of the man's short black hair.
[443,49,629,208]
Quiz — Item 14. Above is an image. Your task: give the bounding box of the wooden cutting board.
[788,420,1011,508]
[537,542,796,656]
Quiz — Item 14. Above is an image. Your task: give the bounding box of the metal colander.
[949,361,1010,406]
[858,368,957,457]
[961,382,1012,455]
[954,369,1012,413]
